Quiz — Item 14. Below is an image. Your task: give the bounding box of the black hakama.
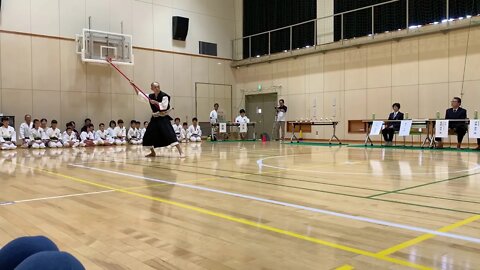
[142,92,179,148]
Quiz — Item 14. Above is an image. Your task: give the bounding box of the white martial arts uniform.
[209,110,218,124]
[172,123,185,142]
[19,122,33,146]
[187,125,202,142]
[46,127,63,148]
[62,131,81,147]
[127,127,142,145]
[95,130,114,145]
[113,126,127,145]
[0,126,17,150]
[180,128,188,143]
[80,131,98,145]
[135,128,143,144]
[29,128,47,149]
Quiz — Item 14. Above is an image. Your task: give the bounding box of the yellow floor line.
[376,215,480,256]
[335,265,354,270]
[25,165,431,270]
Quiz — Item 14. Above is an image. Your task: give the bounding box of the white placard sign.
[369,121,384,136]
[399,120,413,137]
[239,123,248,133]
[469,119,480,139]
[435,120,449,138]
[219,123,227,133]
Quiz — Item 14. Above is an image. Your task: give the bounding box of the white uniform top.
[80,131,95,142]
[114,126,126,138]
[30,127,47,140]
[210,110,218,124]
[0,126,16,143]
[95,130,110,141]
[107,127,116,138]
[127,128,138,140]
[158,96,169,111]
[140,128,146,139]
[46,127,62,140]
[19,122,33,139]
[63,132,78,142]
[135,128,142,139]
[235,116,250,124]
[181,128,187,138]
[172,124,182,135]
[188,125,202,137]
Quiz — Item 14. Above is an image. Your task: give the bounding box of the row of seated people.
[1,110,250,150]
[382,97,480,149]
[171,110,251,143]
[0,116,146,150]
[172,117,203,142]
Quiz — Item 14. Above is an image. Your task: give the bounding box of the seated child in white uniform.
[172,118,184,142]
[140,121,148,140]
[95,123,114,146]
[80,124,97,147]
[113,119,127,145]
[63,126,81,148]
[0,117,17,150]
[180,122,188,143]
[187,118,202,142]
[29,119,47,149]
[127,120,142,145]
[135,121,143,144]
[46,120,63,148]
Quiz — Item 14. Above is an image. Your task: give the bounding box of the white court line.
[70,163,480,244]
[257,154,480,176]
[0,190,114,206]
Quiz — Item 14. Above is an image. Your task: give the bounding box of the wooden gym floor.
[0,142,479,270]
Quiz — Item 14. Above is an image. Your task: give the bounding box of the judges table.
[211,122,257,140]
[290,121,342,144]
[362,119,474,148]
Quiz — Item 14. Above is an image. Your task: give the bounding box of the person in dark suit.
[435,97,468,149]
[382,103,404,146]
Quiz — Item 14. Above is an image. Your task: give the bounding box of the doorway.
[245,93,278,139]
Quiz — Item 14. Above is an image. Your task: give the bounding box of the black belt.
[3,138,11,142]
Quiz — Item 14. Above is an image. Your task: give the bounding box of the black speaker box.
[172,16,189,41]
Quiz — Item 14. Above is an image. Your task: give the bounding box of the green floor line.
[370,198,480,215]
[283,141,346,146]
[208,140,257,143]
[368,172,480,198]
[119,161,479,215]
[397,192,480,205]
[134,161,387,192]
